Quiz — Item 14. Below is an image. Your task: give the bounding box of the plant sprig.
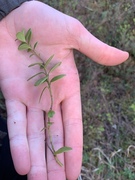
[16,28,72,166]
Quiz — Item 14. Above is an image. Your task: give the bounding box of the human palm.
[0,1,129,180]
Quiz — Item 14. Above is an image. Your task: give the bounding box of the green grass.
[1,0,135,179]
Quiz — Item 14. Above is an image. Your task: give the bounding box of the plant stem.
[47,83,53,111]
[30,47,54,109]
[48,122,55,152]
[30,48,44,64]
[16,29,71,166]
[31,46,56,155]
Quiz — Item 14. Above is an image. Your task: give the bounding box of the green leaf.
[40,126,47,131]
[16,30,26,42]
[34,42,38,49]
[27,72,45,81]
[28,62,42,67]
[49,62,62,74]
[54,156,63,166]
[48,110,55,118]
[54,146,72,155]
[40,64,44,69]
[25,29,32,44]
[29,54,34,58]
[27,49,31,52]
[28,62,45,69]
[34,76,48,86]
[39,86,47,102]
[47,121,54,126]
[50,74,66,83]
[44,55,54,69]
[18,43,31,51]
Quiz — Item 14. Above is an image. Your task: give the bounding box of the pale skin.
[0,1,129,180]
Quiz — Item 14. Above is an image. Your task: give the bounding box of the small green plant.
[16,29,72,166]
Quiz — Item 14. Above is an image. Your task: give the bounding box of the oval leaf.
[29,54,35,58]
[48,110,55,118]
[18,43,31,51]
[28,62,42,67]
[25,29,32,44]
[39,86,47,102]
[34,42,38,49]
[27,72,45,81]
[44,55,54,69]
[54,156,63,166]
[34,76,48,86]
[50,74,66,83]
[47,121,54,127]
[54,146,72,155]
[49,62,62,74]
[16,31,26,42]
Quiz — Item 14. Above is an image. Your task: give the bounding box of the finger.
[6,100,30,175]
[27,107,47,180]
[73,20,129,65]
[62,91,83,180]
[46,106,66,180]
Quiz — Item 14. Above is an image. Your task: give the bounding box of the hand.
[0,1,129,180]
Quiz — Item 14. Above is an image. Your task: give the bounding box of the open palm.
[0,1,129,180]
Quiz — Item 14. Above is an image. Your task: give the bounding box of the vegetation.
[16,29,72,166]
[1,0,135,179]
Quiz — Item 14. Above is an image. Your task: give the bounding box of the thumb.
[73,20,129,66]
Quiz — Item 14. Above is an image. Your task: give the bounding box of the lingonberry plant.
[16,29,72,166]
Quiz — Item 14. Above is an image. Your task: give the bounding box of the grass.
[1,0,135,179]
